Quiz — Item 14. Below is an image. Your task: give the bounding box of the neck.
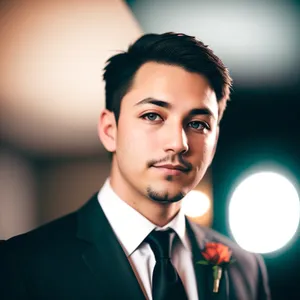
[140,201,182,227]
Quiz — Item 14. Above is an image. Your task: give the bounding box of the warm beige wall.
[37,154,111,225]
[0,149,111,239]
[0,150,37,239]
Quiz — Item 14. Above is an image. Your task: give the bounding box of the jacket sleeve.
[256,254,272,300]
[0,241,29,300]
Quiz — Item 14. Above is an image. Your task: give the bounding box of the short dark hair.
[103,32,232,123]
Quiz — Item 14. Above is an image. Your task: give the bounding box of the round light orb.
[229,171,300,253]
[182,190,210,218]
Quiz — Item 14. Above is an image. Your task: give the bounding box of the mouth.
[152,164,190,175]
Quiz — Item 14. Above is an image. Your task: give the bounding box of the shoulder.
[200,225,247,254]
[189,222,271,298]
[1,211,78,258]
[1,193,100,257]
[0,208,91,299]
[188,221,244,252]
[189,221,265,274]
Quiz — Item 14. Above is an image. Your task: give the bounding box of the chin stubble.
[146,186,185,204]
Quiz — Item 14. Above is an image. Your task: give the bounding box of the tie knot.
[146,229,172,260]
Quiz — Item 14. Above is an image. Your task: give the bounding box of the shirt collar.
[97,178,190,256]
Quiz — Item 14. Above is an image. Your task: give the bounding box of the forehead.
[124,62,218,117]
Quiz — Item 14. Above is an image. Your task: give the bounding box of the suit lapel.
[186,219,210,300]
[186,219,230,300]
[76,194,145,299]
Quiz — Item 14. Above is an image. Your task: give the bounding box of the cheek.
[203,131,217,151]
[192,135,217,164]
[117,123,154,157]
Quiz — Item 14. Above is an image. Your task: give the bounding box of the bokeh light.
[229,171,300,253]
[182,190,210,218]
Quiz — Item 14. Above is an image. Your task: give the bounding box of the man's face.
[110,62,219,204]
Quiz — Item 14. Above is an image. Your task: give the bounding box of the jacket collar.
[76,194,145,299]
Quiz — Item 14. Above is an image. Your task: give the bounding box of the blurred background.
[0,0,299,299]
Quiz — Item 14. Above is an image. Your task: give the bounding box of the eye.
[188,121,210,131]
[141,112,163,122]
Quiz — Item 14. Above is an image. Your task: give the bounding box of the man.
[0,32,271,299]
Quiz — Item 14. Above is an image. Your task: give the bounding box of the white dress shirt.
[97,179,199,300]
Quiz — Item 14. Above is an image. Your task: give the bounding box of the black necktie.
[146,229,188,300]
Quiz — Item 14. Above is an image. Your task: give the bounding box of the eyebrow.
[189,108,216,120]
[135,97,216,120]
[135,97,170,108]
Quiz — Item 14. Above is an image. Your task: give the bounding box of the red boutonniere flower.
[196,242,233,293]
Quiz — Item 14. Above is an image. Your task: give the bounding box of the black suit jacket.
[0,194,271,299]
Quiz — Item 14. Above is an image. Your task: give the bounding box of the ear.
[97,109,117,152]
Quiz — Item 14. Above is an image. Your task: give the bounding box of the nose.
[163,125,189,155]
